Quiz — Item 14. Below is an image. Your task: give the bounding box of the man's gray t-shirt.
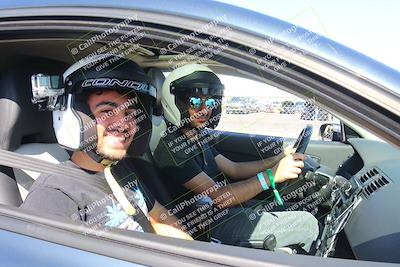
[21,160,155,232]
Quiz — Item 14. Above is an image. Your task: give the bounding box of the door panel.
[305,141,354,172]
[210,129,354,173]
[209,130,283,162]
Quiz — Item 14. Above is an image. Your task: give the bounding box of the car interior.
[0,19,399,264]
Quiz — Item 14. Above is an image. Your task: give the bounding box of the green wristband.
[266,169,284,206]
[273,189,284,206]
[266,169,276,188]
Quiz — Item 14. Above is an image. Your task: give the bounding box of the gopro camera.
[31,74,65,111]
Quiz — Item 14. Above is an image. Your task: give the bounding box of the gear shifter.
[316,175,361,257]
[333,175,352,196]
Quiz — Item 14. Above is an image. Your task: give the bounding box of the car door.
[0,1,399,266]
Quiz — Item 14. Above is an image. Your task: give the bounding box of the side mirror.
[319,123,341,141]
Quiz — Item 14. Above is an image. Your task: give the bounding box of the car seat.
[0,57,69,205]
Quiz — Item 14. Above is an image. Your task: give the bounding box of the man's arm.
[149,201,193,240]
[136,178,193,240]
[21,186,80,219]
[185,153,305,208]
[214,154,282,181]
[214,146,296,180]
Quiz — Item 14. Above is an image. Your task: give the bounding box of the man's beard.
[190,120,207,129]
[96,146,127,161]
[95,134,129,161]
[96,128,133,161]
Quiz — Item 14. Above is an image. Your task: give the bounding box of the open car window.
[215,74,340,141]
[0,4,398,266]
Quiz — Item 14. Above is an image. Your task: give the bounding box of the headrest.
[0,57,68,151]
[146,67,165,116]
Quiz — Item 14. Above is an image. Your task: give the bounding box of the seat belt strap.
[104,166,136,215]
[104,166,155,233]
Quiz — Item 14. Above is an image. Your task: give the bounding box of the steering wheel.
[292,124,313,154]
[275,125,315,195]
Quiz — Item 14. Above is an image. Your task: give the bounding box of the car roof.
[0,0,399,95]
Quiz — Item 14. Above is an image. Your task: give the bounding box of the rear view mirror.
[319,123,341,141]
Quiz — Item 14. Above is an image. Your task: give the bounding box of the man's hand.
[148,201,193,240]
[272,145,295,164]
[150,218,193,240]
[271,153,305,183]
[283,145,296,156]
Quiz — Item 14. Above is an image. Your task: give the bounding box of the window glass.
[215,75,340,140]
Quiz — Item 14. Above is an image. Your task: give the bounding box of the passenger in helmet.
[153,64,319,252]
[21,55,192,240]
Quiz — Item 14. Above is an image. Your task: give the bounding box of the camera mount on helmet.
[30,73,65,111]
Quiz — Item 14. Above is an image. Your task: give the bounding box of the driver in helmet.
[153,64,319,251]
[21,55,192,240]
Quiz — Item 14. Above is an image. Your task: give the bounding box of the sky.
[216,0,400,72]
[213,0,399,98]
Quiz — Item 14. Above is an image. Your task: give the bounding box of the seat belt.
[0,149,155,232]
[0,149,108,191]
[104,166,155,233]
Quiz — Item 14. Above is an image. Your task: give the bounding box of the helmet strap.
[86,149,115,167]
[100,158,115,167]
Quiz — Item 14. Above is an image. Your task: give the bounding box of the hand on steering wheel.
[273,125,313,186]
[267,125,323,205]
[271,153,306,183]
[293,124,313,154]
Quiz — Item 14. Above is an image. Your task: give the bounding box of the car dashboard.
[317,138,400,263]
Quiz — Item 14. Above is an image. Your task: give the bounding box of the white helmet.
[161,64,224,128]
[53,54,156,163]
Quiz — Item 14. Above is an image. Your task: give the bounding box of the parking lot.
[216,111,336,140]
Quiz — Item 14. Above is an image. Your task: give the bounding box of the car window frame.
[2,6,397,266]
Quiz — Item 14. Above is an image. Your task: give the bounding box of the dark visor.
[170,70,224,97]
[171,85,224,96]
